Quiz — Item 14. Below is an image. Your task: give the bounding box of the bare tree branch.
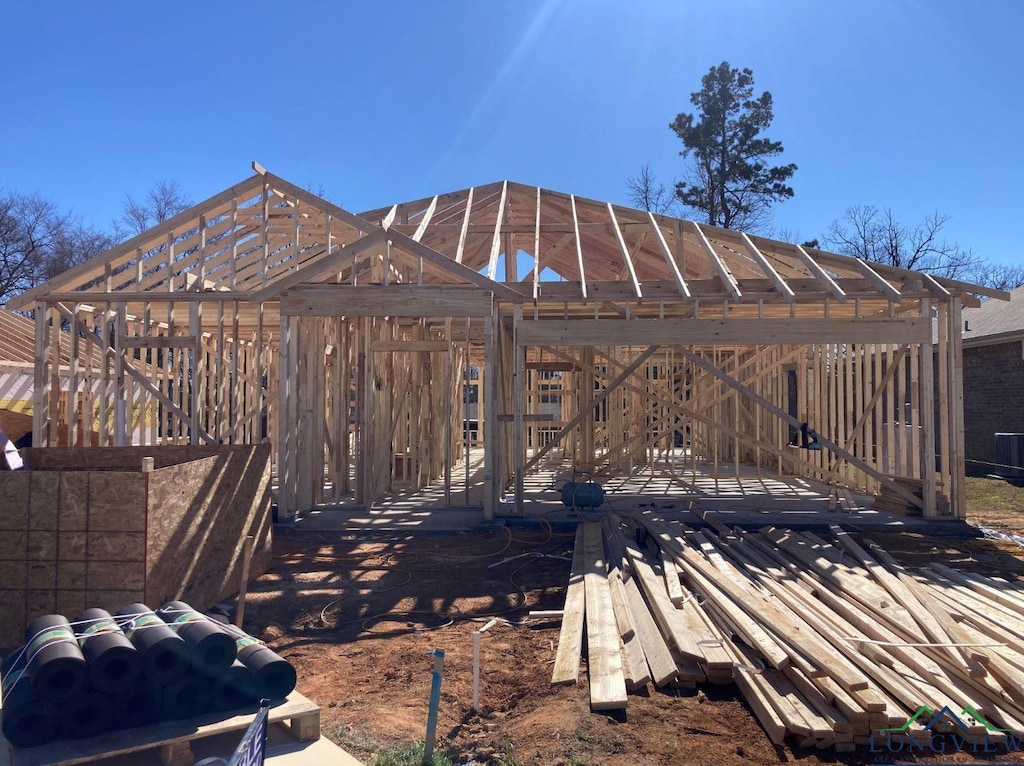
[625,163,676,215]
[822,205,979,279]
[121,179,192,235]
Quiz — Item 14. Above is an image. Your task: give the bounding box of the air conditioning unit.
[994,433,1024,479]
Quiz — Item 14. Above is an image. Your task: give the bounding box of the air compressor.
[560,470,606,509]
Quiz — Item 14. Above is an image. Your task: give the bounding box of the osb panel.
[0,560,26,590]
[58,472,90,531]
[88,473,146,531]
[26,530,56,560]
[84,590,145,609]
[54,589,87,619]
[0,530,28,560]
[57,560,86,589]
[88,562,145,591]
[20,445,256,471]
[58,531,88,560]
[0,473,29,530]
[26,562,56,589]
[28,473,59,530]
[25,589,54,617]
[86,531,145,561]
[145,444,272,610]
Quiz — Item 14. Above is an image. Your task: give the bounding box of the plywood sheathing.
[0,444,271,646]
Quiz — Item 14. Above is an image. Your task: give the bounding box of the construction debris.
[553,514,1024,751]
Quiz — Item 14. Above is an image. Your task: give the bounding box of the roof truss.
[8,171,1005,312]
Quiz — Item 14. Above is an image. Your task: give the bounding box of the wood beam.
[691,222,741,301]
[740,233,795,302]
[282,285,493,317]
[608,204,642,299]
[455,187,474,264]
[516,318,930,347]
[486,181,508,281]
[649,213,690,301]
[571,195,588,300]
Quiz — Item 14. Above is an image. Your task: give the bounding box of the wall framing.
[8,167,1005,521]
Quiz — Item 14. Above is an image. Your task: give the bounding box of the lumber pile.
[551,513,1024,752]
[872,477,950,516]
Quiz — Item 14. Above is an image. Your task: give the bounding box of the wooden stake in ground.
[235,535,255,628]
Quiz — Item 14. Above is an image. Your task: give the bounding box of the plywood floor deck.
[287,449,973,537]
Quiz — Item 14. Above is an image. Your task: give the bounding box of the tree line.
[627,61,1024,291]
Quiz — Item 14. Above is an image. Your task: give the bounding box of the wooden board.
[551,525,586,684]
[581,522,627,709]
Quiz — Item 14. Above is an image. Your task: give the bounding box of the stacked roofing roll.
[0,601,296,749]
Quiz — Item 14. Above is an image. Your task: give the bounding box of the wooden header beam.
[516,317,930,347]
[281,285,494,317]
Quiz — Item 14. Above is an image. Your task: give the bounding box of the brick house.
[955,286,1024,474]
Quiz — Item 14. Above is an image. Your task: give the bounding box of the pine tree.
[670,62,796,231]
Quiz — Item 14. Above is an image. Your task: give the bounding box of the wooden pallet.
[1,691,320,766]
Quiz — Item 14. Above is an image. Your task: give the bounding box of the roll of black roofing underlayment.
[160,671,209,720]
[156,601,236,675]
[113,679,163,729]
[23,614,90,703]
[58,689,113,740]
[0,646,59,748]
[75,608,143,695]
[209,659,258,712]
[115,603,192,683]
[224,622,297,700]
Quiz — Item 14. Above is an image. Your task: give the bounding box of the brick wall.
[962,341,1024,474]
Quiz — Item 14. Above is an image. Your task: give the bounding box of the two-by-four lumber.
[600,517,653,690]
[552,524,587,684]
[620,571,678,688]
[581,522,628,710]
[622,535,705,667]
[832,527,982,670]
[637,518,790,670]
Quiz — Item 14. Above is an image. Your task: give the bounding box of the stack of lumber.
[551,513,1024,751]
[872,477,949,516]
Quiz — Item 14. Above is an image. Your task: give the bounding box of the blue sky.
[2,0,1021,267]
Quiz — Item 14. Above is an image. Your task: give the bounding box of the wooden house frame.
[7,164,1005,520]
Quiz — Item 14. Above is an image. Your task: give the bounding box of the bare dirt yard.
[244,478,1024,766]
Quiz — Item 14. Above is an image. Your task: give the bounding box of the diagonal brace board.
[673,346,923,509]
[521,345,660,475]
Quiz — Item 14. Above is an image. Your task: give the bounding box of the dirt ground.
[244,480,1024,766]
